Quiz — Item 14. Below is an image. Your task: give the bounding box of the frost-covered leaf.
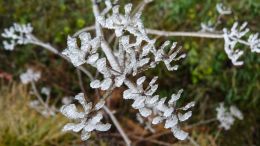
[95,123,111,131]
[181,101,195,111]
[168,89,183,104]
[139,107,152,117]
[87,53,99,64]
[163,107,174,117]
[115,75,125,87]
[90,113,103,125]
[171,126,188,140]
[152,116,163,125]
[178,111,192,122]
[60,104,85,119]
[90,80,101,88]
[137,76,146,85]
[100,78,112,90]
[165,115,178,128]
[62,122,85,132]
[123,89,133,99]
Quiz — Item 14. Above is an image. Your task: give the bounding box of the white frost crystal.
[216,103,243,130]
[1,23,33,50]
[20,68,41,84]
[60,93,111,141]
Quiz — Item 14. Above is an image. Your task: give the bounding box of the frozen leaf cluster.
[97,3,150,42]
[20,68,41,84]
[223,22,260,65]
[62,32,101,67]
[216,103,243,130]
[1,23,33,50]
[124,77,195,140]
[60,93,111,141]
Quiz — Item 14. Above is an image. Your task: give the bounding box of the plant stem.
[103,105,132,146]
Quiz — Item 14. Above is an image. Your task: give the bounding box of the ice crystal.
[1,23,33,50]
[20,69,41,84]
[216,103,243,130]
[60,93,111,141]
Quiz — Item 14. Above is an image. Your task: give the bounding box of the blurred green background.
[0,0,259,146]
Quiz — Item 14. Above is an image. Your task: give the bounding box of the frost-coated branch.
[146,29,224,38]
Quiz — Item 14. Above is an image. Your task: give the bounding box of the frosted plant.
[62,33,100,67]
[1,0,259,145]
[1,23,33,50]
[20,68,41,84]
[60,93,111,141]
[216,103,243,130]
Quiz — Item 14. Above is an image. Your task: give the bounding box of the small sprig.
[216,103,243,130]
[223,22,249,66]
[60,93,111,141]
[1,23,33,50]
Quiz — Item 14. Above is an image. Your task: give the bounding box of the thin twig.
[76,69,87,94]
[31,81,48,109]
[146,29,224,38]
[186,118,217,129]
[72,25,95,37]
[103,105,132,146]
[187,136,200,146]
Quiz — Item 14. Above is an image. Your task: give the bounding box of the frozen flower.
[20,69,41,84]
[60,93,111,141]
